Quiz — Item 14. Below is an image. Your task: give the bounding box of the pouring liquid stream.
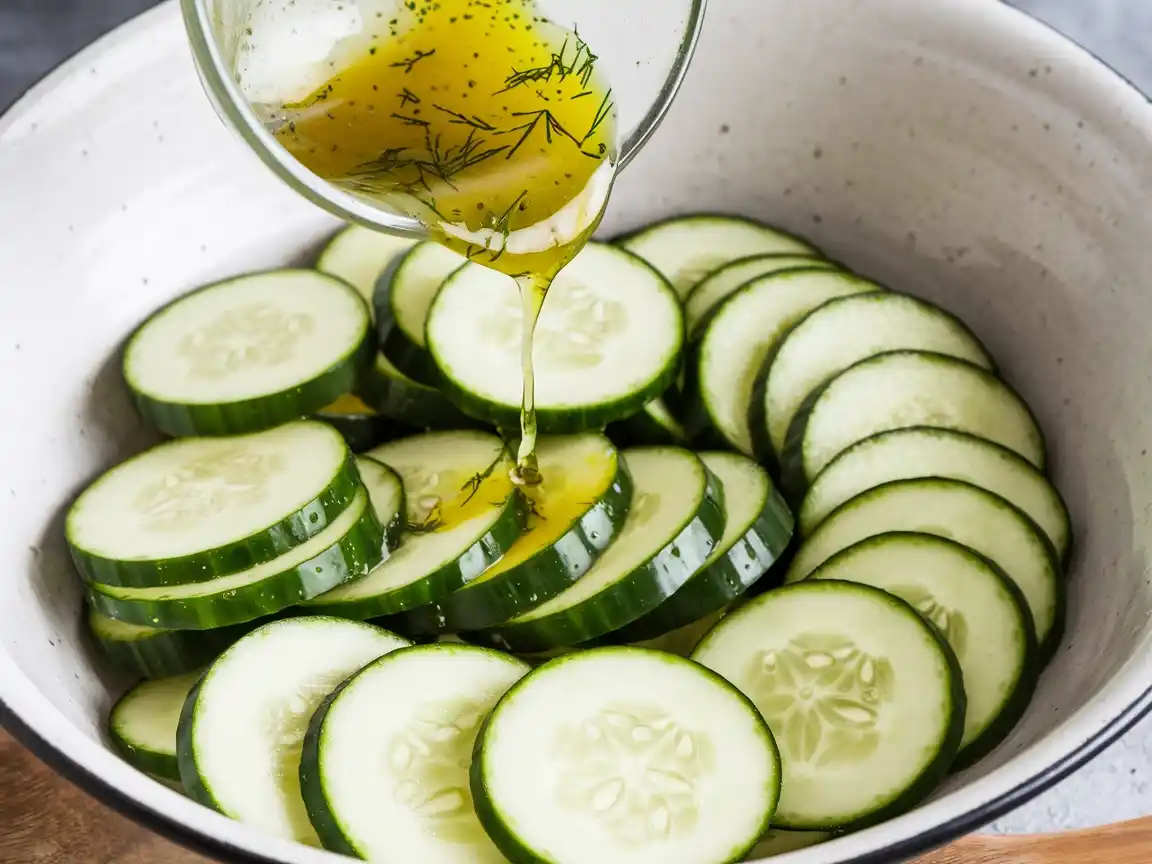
[268,0,619,485]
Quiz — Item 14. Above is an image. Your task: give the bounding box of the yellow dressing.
[470,449,616,585]
[320,393,376,416]
[403,455,517,534]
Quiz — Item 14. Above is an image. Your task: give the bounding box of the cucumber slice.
[614,452,793,643]
[313,393,401,453]
[785,478,1063,657]
[800,427,1071,560]
[379,242,467,350]
[375,241,467,383]
[315,224,415,309]
[618,213,817,298]
[684,254,836,337]
[67,421,359,588]
[692,582,965,831]
[178,617,410,845]
[807,534,1037,768]
[607,397,688,448]
[89,607,255,678]
[88,485,386,630]
[746,830,831,859]
[684,269,881,456]
[358,353,477,430]
[109,671,202,782]
[427,242,683,432]
[473,647,781,864]
[301,644,529,860]
[759,293,995,460]
[784,351,1045,496]
[476,447,726,654]
[399,434,632,634]
[123,270,374,437]
[306,432,524,619]
[355,455,406,549]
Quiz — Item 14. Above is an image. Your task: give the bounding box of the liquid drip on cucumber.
[268,0,620,481]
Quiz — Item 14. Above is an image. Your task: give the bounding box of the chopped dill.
[460,447,512,504]
[497,28,598,94]
[391,112,431,127]
[406,501,444,534]
[502,109,580,159]
[582,89,614,145]
[432,105,496,131]
[390,48,437,73]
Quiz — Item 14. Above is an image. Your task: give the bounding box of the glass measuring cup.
[180,0,707,237]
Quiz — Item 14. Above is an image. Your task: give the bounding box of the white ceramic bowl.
[2,1,1151,862]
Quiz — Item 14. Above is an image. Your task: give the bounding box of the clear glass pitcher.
[180,0,707,237]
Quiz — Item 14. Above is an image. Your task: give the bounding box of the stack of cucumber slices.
[78,213,1071,863]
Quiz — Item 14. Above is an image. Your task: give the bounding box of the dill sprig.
[468,188,528,263]
[573,38,598,87]
[525,496,546,521]
[432,105,496,131]
[345,121,509,199]
[391,112,430,127]
[398,88,421,107]
[582,89,614,145]
[497,28,598,94]
[461,448,513,504]
[390,48,436,73]
[423,127,509,185]
[500,63,556,92]
[502,109,581,159]
[342,147,409,183]
[406,502,444,534]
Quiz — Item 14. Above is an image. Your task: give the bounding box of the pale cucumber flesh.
[620,214,816,298]
[427,242,682,429]
[692,582,963,830]
[697,270,879,455]
[807,533,1035,761]
[796,351,1044,487]
[179,618,410,844]
[316,224,415,306]
[799,427,1070,559]
[787,478,1061,653]
[475,648,780,864]
[124,270,370,406]
[763,292,993,457]
[304,645,529,861]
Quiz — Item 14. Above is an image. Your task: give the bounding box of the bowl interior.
[3,1,1152,862]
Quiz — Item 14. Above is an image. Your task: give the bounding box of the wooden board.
[0,729,208,864]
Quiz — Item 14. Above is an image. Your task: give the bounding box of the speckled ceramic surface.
[1,1,1152,862]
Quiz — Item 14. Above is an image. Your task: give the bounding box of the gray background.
[1,0,1149,839]
[4,1,1152,111]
